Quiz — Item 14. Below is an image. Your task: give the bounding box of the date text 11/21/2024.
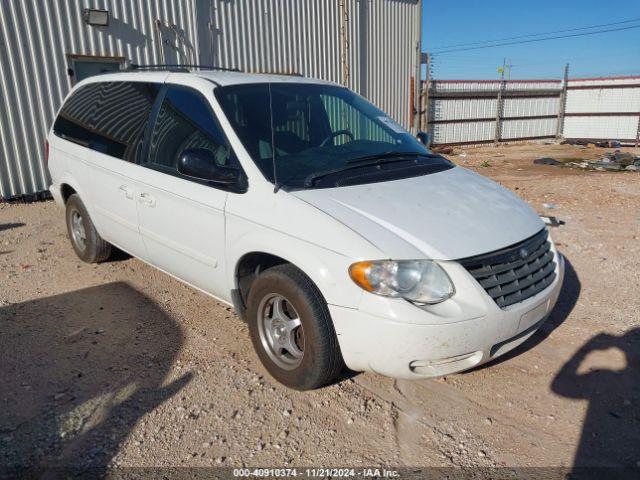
[232,468,400,478]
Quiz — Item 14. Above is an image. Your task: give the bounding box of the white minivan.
[47,67,564,390]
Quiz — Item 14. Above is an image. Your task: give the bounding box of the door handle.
[118,185,134,200]
[138,192,156,207]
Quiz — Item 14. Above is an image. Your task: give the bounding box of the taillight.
[44,139,49,167]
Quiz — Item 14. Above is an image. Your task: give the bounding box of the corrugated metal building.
[0,0,422,200]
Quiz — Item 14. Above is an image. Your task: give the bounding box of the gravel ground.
[1,143,639,474]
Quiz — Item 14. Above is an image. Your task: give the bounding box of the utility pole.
[556,63,569,141]
[506,59,513,80]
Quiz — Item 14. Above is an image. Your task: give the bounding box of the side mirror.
[416,131,430,146]
[177,148,239,185]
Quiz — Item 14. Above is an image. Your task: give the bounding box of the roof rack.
[250,70,304,77]
[128,63,242,73]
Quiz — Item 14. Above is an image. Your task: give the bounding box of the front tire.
[246,264,344,390]
[65,194,112,263]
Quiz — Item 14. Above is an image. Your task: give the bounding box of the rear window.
[53,81,161,163]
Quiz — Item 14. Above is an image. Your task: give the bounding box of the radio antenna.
[268,82,280,193]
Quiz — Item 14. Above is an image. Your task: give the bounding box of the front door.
[136,84,236,297]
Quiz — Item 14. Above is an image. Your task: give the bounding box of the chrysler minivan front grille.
[458,229,556,309]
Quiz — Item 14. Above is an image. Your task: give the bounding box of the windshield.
[215,82,452,189]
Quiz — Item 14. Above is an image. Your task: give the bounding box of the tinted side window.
[147,87,233,170]
[54,81,160,162]
[214,84,271,164]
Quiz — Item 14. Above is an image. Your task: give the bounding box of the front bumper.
[330,250,565,379]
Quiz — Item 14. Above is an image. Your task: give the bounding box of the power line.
[432,51,640,67]
[433,24,640,54]
[430,17,640,50]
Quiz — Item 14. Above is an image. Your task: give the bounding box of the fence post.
[421,52,430,138]
[636,115,640,147]
[556,63,569,141]
[493,79,505,147]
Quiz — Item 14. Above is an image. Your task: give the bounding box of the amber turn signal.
[348,261,374,292]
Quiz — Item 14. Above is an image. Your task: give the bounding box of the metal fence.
[425,76,640,146]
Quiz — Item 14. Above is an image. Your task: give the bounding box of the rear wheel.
[246,264,344,390]
[65,194,111,263]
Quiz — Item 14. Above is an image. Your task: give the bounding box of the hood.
[291,167,544,260]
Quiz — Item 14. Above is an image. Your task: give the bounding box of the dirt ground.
[1,143,639,474]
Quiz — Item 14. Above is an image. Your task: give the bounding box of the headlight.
[349,259,454,304]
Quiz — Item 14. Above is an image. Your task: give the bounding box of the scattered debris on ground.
[533,157,562,166]
[431,145,455,155]
[533,150,640,172]
[560,139,632,148]
[595,140,621,148]
[541,216,565,227]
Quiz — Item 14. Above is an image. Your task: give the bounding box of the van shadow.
[469,254,581,372]
[0,282,192,476]
[551,328,640,475]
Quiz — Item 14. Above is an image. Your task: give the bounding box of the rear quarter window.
[53,81,161,163]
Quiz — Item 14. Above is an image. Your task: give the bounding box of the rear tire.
[65,194,111,263]
[246,264,344,390]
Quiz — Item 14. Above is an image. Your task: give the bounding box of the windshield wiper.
[304,154,429,188]
[346,151,438,164]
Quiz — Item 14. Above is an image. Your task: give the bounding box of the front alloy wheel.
[246,264,344,390]
[258,294,305,370]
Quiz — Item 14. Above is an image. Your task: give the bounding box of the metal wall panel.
[433,80,560,92]
[501,118,557,140]
[428,79,561,144]
[431,98,498,121]
[563,77,640,140]
[567,77,640,88]
[502,97,559,118]
[431,121,495,145]
[566,88,640,114]
[1,0,420,199]
[206,0,420,130]
[563,116,639,141]
[0,0,199,199]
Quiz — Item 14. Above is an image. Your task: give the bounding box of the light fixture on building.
[83,8,109,27]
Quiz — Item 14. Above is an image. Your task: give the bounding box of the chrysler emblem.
[519,247,529,259]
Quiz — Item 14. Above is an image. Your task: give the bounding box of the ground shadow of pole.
[0,222,25,233]
[0,282,192,477]
[551,328,640,479]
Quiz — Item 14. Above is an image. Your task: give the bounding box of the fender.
[52,169,109,235]
[225,216,366,309]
